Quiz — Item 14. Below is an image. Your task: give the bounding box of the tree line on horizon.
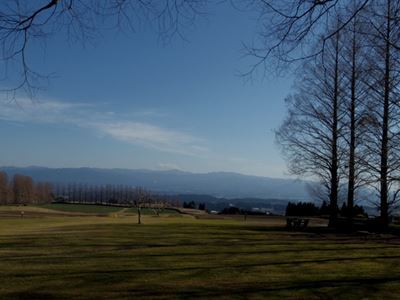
[0,172,52,205]
[276,0,400,228]
[182,201,206,210]
[53,183,181,208]
[285,201,368,219]
[0,171,182,209]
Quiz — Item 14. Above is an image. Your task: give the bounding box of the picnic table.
[286,217,309,230]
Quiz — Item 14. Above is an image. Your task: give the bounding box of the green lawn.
[124,207,180,215]
[36,204,180,216]
[0,212,400,299]
[38,203,124,213]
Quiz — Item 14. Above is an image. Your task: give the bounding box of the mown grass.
[37,203,123,213]
[124,207,180,215]
[36,203,180,216]
[0,212,400,299]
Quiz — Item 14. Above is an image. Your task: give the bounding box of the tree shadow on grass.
[121,276,400,299]
[8,253,400,280]
[4,277,391,300]
[4,291,65,300]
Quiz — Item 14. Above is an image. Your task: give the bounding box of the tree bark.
[380,0,391,228]
[137,206,141,225]
[329,30,340,228]
[347,19,357,227]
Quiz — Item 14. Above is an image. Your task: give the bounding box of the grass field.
[38,203,124,213]
[1,206,400,299]
[124,207,180,215]
[37,203,180,216]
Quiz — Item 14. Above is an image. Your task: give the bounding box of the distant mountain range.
[0,166,310,200]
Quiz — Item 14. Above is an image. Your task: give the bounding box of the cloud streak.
[91,121,207,156]
[0,98,208,156]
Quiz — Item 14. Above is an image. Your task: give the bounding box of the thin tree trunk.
[347,20,357,227]
[329,30,340,228]
[137,206,141,224]
[380,0,391,228]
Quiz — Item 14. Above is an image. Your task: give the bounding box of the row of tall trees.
[285,201,367,218]
[0,172,52,205]
[182,201,206,210]
[53,183,181,208]
[54,183,181,224]
[276,0,400,228]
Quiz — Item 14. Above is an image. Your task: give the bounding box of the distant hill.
[0,166,310,200]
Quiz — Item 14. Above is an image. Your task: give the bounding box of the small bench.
[286,217,309,230]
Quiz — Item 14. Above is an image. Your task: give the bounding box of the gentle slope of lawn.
[36,203,180,215]
[37,203,124,213]
[124,207,180,215]
[0,212,400,299]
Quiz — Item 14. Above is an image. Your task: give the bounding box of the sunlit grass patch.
[37,203,123,213]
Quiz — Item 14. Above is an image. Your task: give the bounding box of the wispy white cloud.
[90,121,207,156]
[0,98,88,124]
[0,98,208,156]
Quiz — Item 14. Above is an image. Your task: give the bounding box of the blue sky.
[0,3,293,178]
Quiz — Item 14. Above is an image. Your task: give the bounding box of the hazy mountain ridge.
[0,166,309,200]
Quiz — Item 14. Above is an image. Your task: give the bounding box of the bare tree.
[243,0,371,74]
[35,181,53,204]
[339,3,372,224]
[276,24,346,227]
[275,1,400,230]
[357,0,400,226]
[0,171,8,204]
[133,187,152,224]
[10,174,34,204]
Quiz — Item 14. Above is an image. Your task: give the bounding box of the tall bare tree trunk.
[329,30,340,227]
[347,19,357,226]
[137,206,141,224]
[380,0,391,227]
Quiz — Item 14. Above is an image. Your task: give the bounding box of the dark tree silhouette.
[359,0,400,226]
[244,0,371,73]
[276,22,346,227]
